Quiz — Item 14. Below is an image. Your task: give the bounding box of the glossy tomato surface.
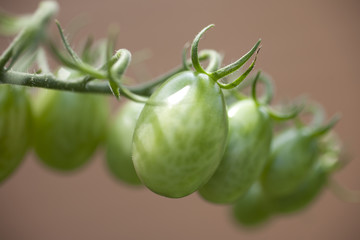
[34,90,109,171]
[106,101,143,185]
[132,71,228,198]
[199,99,272,203]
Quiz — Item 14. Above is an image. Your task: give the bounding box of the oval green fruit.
[0,85,32,183]
[34,90,109,171]
[232,182,272,227]
[270,133,340,214]
[261,127,319,197]
[270,162,327,214]
[199,99,272,203]
[106,101,143,185]
[132,71,228,198]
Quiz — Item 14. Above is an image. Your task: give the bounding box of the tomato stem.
[0,1,58,70]
[0,49,221,97]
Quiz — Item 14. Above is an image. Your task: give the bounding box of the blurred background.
[0,0,359,239]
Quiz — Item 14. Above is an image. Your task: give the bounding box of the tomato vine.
[0,0,358,229]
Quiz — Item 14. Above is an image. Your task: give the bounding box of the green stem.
[0,1,58,70]
[1,44,222,98]
[0,37,15,69]
[0,70,146,95]
[0,70,108,93]
[0,68,192,96]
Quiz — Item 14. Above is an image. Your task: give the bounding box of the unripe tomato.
[33,90,109,171]
[132,71,228,198]
[270,162,327,214]
[106,101,143,185]
[270,133,340,213]
[232,182,272,227]
[199,99,272,203]
[0,85,32,183]
[261,128,320,197]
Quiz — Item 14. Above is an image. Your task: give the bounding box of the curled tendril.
[190,24,214,75]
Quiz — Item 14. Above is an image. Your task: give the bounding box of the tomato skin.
[270,162,327,214]
[106,101,143,185]
[199,99,272,203]
[261,128,319,198]
[232,182,272,227]
[0,85,32,183]
[34,90,109,171]
[132,71,228,198]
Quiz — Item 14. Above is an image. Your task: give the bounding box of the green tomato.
[132,71,228,198]
[0,85,32,183]
[34,89,109,171]
[232,182,272,227]
[270,162,327,214]
[261,127,319,197]
[270,133,340,214]
[199,99,272,203]
[106,101,143,185]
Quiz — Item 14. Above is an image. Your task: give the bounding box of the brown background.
[1,0,360,239]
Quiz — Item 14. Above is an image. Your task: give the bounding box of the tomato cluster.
[107,27,342,227]
[0,20,345,229]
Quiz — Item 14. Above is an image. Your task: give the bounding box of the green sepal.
[210,39,261,81]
